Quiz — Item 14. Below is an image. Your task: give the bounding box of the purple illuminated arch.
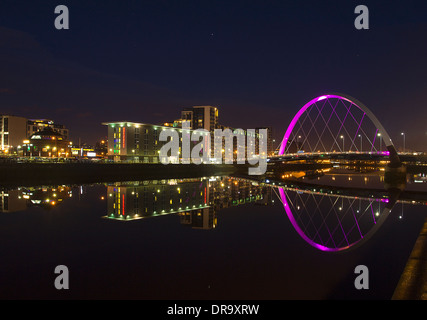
[278,94,399,163]
[278,187,394,252]
[275,94,401,251]
[278,188,351,252]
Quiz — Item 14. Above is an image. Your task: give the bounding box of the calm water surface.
[1,169,426,299]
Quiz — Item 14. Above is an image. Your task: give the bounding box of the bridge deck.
[268,152,427,164]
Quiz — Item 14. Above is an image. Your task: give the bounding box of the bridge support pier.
[387,145,403,169]
[384,164,406,192]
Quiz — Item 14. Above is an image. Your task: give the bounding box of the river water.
[1,169,426,299]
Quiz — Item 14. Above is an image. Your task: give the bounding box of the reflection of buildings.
[0,190,27,212]
[104,177,272,228]
[209,177,270,209]
[0,186,73,212]
[179,207,215,229]
[21,185,73,208]
[106,178,209,222]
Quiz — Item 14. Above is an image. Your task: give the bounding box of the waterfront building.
[103,121,162,162]
[27,119,69,140]
[0,115,27,153]
[20,127,72,158]
[0,115,69,153]
[103,121,203,163]
[103,120,267,164]
[103,105,271,165]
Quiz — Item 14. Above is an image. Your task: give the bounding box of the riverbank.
[0,162,239,188]
[392,217,427,300]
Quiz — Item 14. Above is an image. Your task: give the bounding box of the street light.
[377,132,382,151]
[401,132,405,153]
[358,134,362,152]
[340,135,344,152]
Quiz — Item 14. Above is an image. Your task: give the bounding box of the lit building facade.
[103,105,271,164]
[213,125,266,162]
[0,115,27,153]
[256,126,273,156]
[181,106,219,132]
[103,121,201,162]
[27,119,69,140]
[103,120,267,164]
[20,127,72,158]
[0,115,69,153]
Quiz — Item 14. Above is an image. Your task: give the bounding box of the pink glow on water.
[279,188,352,252]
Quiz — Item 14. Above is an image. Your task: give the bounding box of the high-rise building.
[181,106,218,131]
[180,106,219,159]
[0,115,27,153]
[256,126,273,156]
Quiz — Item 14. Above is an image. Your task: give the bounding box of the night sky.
[1,0,427,151]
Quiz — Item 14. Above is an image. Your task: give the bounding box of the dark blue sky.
[0,0,427,150]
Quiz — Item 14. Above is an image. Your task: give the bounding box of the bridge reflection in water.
[276,181,395,252]
[261,164,427,252]
[1,170,426,251]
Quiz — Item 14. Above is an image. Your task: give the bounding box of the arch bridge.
[273,94,401,168]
